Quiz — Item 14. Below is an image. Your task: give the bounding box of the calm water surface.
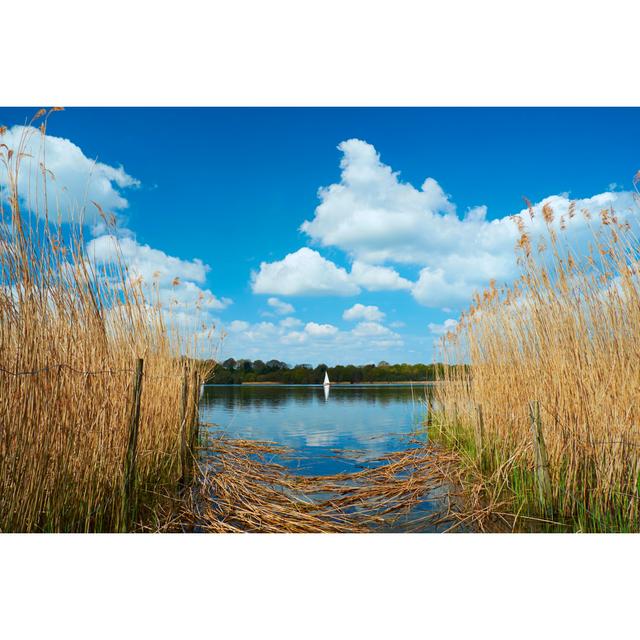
[200,384,433,475]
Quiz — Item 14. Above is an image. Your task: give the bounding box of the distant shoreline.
[206,380,440,386]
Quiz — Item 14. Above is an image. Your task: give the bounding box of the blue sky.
[2,107,640,365]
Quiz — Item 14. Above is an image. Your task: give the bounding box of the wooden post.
[179,367,189,489]
[189,370,200,455]
[121,358,143,531]
[475,404,485,469]
[425,392,431,428]
[529,400,553,514]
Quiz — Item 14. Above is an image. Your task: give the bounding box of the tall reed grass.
[433,196,640,531]
[0,112,212,532]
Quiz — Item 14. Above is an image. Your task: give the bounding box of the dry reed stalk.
[432,197,640,531]
[160,433,467,533]
[0,113,214,532]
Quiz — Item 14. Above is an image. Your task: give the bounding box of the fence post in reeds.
[529,400,553,515]
[121,357,144,532]
[179,366,190,489]
[189,370,200,455]
[475,404,485,470]
[425,393,431,427]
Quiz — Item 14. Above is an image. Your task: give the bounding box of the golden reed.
[0,111,213,532]
[433,194,640,531]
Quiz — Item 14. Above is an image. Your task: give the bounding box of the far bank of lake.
[228,380,439,385]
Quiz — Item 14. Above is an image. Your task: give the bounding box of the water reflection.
[200,384,434,476]
[202,383,433,410]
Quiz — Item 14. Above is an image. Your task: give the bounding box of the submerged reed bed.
[0,112,212,532]
[162,433,466,533]
[433,197,640,532]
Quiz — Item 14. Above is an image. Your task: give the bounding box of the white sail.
[323,371,330,386]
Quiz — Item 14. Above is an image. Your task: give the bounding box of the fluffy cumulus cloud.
[304,321,339,337]
[84,232,231,349]
[219,316,404,364]
[300,138,460,265]
[411,268,478,308]
[251,247,360,296]
[279,316,303,328]
[292,138,640,309]
[428,318,459,336]
[0,124,233,352]
[251,248,412,298]
[343,303,385,322]
[351,321,394,337]
[88,235,209,284]
[349,261,412,291]
[228,320,250,332]
[0,125,139,227]
[242,137,640,361]
[86,234,232,312]
[267,297,295,315]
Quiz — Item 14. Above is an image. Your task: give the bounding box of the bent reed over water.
[161,432,466,533]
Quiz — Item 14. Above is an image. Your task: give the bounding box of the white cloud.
[0,125,139,227]
[352,321,394,337]
[343,303,385,322]
[463,205,488,223]
[245,322,277,340]
[251,248,411,298]
[217,317,404,365]
[428,318,459,336]
[411,267,477,308]
[251,247,360,296]
[1,124,230,354]
[1,125,231,320]
[164,280,231,311]
[0,126,235,358]
[350,261,412,291]
[228,320,250,332]
[280,330,308,345]
[267,297,295,315]
[305,322,339,337]
[296,138,640,309]
[279,318,302,329]
[88,234,207,283]
[389,320,405,328]
[86,233,232,312]
[300,138,458,265]
[279,316,303,329]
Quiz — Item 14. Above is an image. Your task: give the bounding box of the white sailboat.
[323,371,331,386]
[323,371,330,401]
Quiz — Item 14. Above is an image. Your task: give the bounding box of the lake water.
[199,383,433,476]
[198,383,458,532]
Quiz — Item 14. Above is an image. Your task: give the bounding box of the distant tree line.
[203,358,457,384]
